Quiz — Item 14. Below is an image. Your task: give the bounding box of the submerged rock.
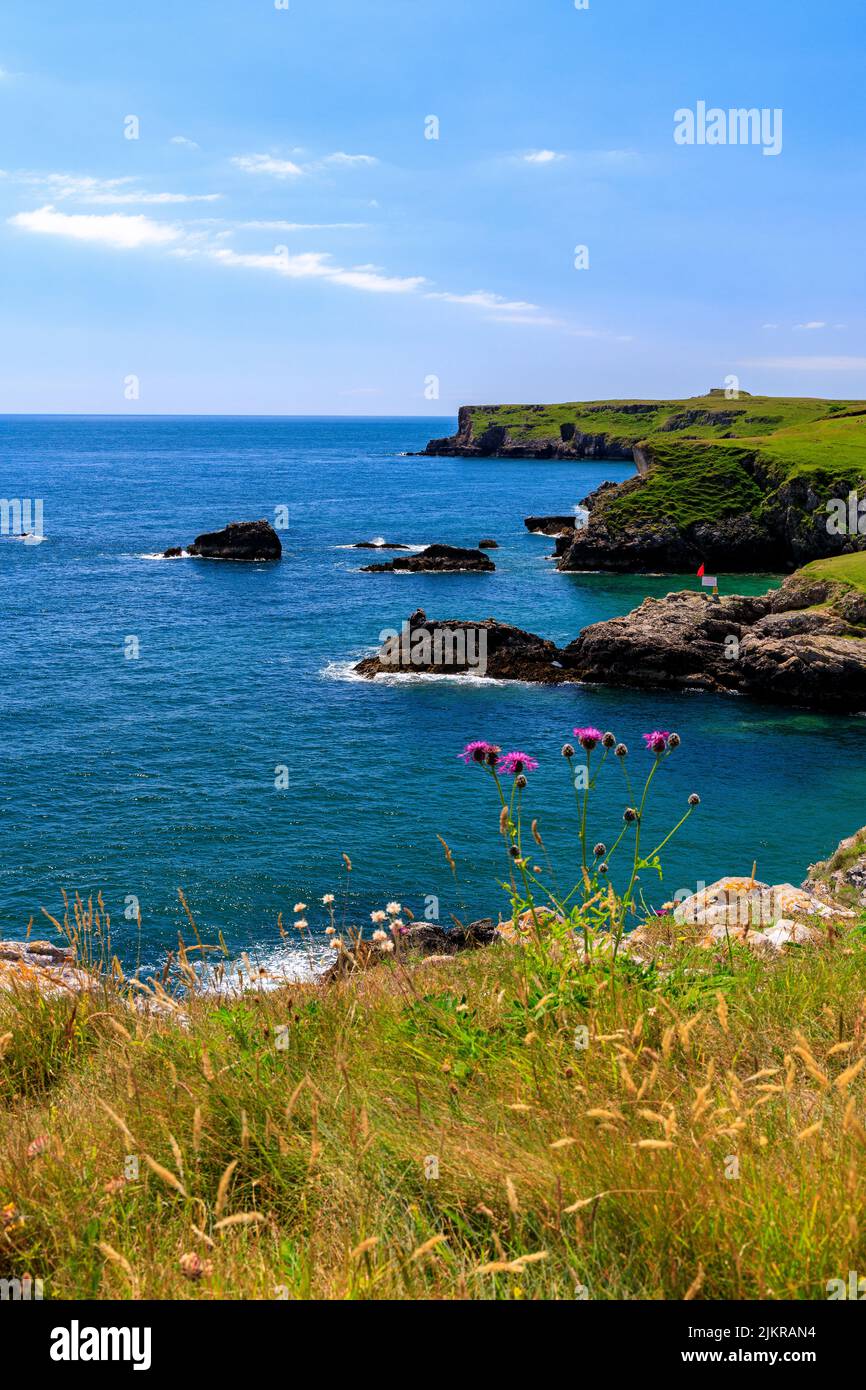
[478,538,499,549]
[361,543,495,573]
[165,519,282,562]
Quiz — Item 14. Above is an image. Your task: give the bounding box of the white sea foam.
[321,658,520,688]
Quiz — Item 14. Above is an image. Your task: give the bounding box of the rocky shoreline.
[354,571,866,712]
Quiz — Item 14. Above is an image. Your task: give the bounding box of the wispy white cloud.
[204,245,425,294]
[231,150,378,177]
[236,219,367,231]
[230,153,304,177]
[7,198,584,328]
[794,320,827,330]
[170,135,200,150]
[322,152,378,167]
[738,356,866,371]
[8,204,183,249]
[521,149,564,164]
[8,172,220,204]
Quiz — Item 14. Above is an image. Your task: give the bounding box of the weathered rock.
[0,940,98,997]
[166,519,282,562]
[361,543,495,573]
[525,515,577,536]
[560,573,866,713]
[478,538,499,549]
[163,546,183,558]
[805,824,866,909]
[354,609,565,681]
[321,918,498,982]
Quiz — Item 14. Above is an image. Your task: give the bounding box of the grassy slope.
[4,929,866,1300]
[465,397,866,532]
[800,552,866,593]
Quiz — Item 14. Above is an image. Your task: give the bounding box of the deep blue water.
[1,415,864,973]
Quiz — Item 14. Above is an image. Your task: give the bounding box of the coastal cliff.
[422,395,866,573]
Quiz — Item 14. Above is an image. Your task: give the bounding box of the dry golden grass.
[3,924,866,1300]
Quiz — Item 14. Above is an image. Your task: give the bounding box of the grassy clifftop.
[465,394,865,450]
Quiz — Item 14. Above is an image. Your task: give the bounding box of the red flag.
[697,563,705,577]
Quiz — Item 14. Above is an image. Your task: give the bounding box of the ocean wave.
[321,658,522,688]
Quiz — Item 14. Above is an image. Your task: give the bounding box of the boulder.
[165,519,282,561]
[478,538,499,549]
[354,608,565,681]
[361,543,495,573]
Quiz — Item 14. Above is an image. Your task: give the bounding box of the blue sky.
[0,0,863,414]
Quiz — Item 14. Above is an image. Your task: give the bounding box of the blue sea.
[1,415,864,974]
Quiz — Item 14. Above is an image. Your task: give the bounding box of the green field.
[799,551,866,594]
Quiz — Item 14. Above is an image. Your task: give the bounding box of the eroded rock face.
[806,825,866,909]
[165,519,282,561]
[557,511,782,573]
[360,543,495,573]
[560,574,866,713]
[525,515,577,536]
[354,608,565,681]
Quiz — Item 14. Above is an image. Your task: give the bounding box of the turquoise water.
[1,415,863,971]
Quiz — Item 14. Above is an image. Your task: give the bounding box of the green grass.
[799,552,866,594]
[463,397,866,538]
[467,395,865,448]
[4,922,866,1299]
[600,441,765,528]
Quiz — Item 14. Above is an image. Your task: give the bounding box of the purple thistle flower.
[496,750,539,777]
[458,741,500,765]
[573,726,603,751]
[642,730,671,754]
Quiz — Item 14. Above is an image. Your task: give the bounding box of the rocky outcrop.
[560,573,866,713]
[805,825,866,910]
[354,575,866,711]
[525,515,577,537]
[165,519,282,561]
[0,940,99,997]
[323,918,498,981]
[557,510,782,573]
[361,543,495,573]
[354,608,564,681]
[421,407,636,461]
[624,874,855,962]
[478,538,499,549]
